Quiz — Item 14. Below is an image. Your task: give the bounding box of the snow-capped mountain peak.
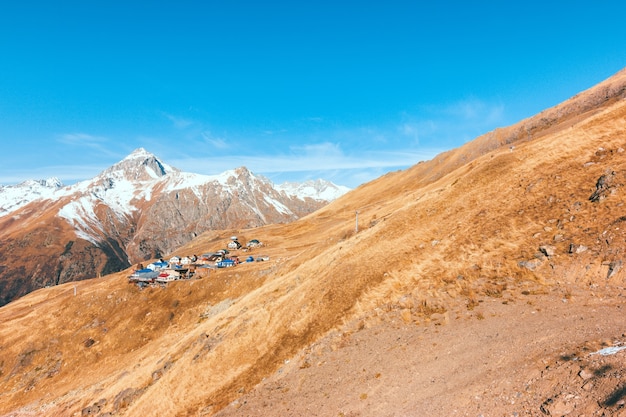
[100,147,177,182]
[0,150,351,228]
[0,177,65,216]
[40,177,64,188]
[277,179,351,201]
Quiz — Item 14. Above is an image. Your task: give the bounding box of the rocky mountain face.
[0,150,349,306]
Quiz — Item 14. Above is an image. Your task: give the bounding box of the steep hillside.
[1,69,626,417]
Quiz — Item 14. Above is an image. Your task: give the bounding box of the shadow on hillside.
[603,385,626,407]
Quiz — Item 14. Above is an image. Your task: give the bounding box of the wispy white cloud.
[166,145,439,188]
[169,145,438,176]
[58,132,107,145]
[162,112,194,129]
[393,98,507,148]
[201,131,229,149]
[262,128,288,136]
[289,142,343,158]
[435,98,506,127]
[397,122,426,143]
[56,132,120,158]
[443,98,505,124]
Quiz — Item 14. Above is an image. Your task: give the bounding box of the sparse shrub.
[482,281,506,298]
[341,228,355,240]
[462,287,480,310]
[415,299,446,317]
[467,297,480,311]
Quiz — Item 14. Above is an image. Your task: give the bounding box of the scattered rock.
[540,396,573,415]
[569,244,588,254]
[539,245,556,257]
[589,171,616,202]
[81,405,99,416]
[607,260,622,279]
[114,387,141,411]
[519,259,542,271]
[81,399,106,416]
[578,368,594,380]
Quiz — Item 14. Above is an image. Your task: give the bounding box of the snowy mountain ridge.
[276,179,352,201]
[0,148,350,220]
[0,177,65,216]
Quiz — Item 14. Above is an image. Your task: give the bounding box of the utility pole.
[355,210,359,233]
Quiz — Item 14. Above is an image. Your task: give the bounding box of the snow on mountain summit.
[99,147,177,182]
[277,179,351,201]
[0,177,64,216]
[0,150,351,230]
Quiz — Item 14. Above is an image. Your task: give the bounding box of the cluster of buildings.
[127,237,268,286]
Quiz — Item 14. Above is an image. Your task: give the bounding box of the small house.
[199,253,223,264]
[246,239,262,248]
[227,240,242,250]
[217,259,236,268]
[147,260,168,271]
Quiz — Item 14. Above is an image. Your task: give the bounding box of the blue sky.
[1,1,625,189]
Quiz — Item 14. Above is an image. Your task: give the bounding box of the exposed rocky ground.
[216,287,626,417]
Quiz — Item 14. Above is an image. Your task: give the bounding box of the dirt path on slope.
[215,287,626,417]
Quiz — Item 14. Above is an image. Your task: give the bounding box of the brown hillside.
[1,69,626,417]
[0,197,121,306]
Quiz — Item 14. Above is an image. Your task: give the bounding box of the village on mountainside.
[127,236,268,287]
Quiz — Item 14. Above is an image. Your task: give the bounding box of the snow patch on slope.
[57,196,104,245]
[264,194,292,215]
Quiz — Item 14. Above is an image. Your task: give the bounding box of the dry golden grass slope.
[1,68,626,417]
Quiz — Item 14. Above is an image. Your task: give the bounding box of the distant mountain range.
[0,149,349,218]
[0,148,350,305]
